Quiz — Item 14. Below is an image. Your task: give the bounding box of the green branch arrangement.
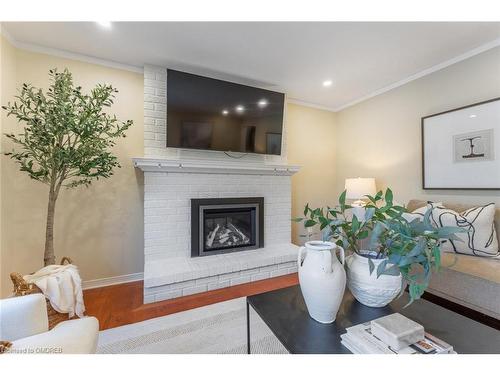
[294,189,465,304]
[2,68,132,266]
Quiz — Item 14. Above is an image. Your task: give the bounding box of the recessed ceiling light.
[222,109,229,116]
[96,21,112,29]
[469,114,477,118]
[322,80,333,87]
[235,105,245,113]
[257,99,268,108]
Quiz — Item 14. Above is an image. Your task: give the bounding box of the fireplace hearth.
[191,197,264,257]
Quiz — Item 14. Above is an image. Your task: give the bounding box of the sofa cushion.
[406,200,500,259]
[440,252,500,283]
[428,253,500,319]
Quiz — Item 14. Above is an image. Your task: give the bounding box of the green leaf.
[385,188,393,205]
[406,282,428,306]
[407,239,425,257]
[437,226,467,238]
[423,208,433,230]
[351,215,360,233]
[318,216,329,230]
[368,258,375,275]
[398,256,418,267]
[291,218,303,222]
[376,259,388,278]
[321,227,332,242]
[432,245,441,270]
[381,265,401,277]
[303,203,309,216]
[369,222,384,250]
[364,207,375,222]
[357,230,369,240]
[304,219,317,228]
[339,190,347,209]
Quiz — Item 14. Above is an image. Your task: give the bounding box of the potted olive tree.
[3,68,132,267]
[295,189,463,307]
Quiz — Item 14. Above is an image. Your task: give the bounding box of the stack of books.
[341,313,456,354]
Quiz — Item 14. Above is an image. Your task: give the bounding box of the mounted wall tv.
[166,69,285,155]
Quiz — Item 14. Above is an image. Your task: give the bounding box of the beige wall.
[335,47,500,209]
[1,35,18,296]
[0,37,144,296]
[286,103,337,244]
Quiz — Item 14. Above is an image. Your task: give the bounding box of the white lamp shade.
[345,178,376,200]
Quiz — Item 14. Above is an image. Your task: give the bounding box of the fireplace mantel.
[133,157,300,176]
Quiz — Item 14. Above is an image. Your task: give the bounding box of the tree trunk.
[44,187,57,266]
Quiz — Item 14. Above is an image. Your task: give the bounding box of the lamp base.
[351,201,367,221]
[351,200,366,207]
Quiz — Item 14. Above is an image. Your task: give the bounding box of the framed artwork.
[422,97,500,190]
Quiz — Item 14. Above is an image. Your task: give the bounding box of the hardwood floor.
[83,273,497,332]
[83,273,299,330]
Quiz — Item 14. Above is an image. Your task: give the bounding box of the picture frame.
[421,97,500,190]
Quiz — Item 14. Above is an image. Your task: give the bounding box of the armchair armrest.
[0,294,49,341]
[9,317,99,354]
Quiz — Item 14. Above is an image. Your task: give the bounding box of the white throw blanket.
[23,264,85,318]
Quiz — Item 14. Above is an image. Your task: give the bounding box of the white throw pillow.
[405,202,499,259]
[431,203,499,258]
[402,202,443,222]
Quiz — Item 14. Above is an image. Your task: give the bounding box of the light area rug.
[97,297,288,354]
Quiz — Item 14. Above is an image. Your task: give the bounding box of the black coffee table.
[246,285,500,354]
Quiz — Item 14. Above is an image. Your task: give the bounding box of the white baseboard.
[82,272,144,290]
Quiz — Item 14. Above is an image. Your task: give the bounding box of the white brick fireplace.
[134,66,300,303]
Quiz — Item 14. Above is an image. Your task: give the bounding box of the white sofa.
[0,293,99,354]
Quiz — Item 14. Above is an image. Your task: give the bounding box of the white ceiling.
[3,22,500,111]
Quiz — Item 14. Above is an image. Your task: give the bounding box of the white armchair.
[0,293,99,354]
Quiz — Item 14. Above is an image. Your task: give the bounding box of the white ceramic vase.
[298,241,346,324]
[346,251,402,308]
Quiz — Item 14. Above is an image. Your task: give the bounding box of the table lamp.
[345,177,376,207]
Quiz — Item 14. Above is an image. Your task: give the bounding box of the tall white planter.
[298,241,346,324]
[346,252,402,308]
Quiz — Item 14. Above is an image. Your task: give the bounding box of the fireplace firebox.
[191,197,264,257]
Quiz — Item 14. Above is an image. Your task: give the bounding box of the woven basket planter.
[10,257,77,330]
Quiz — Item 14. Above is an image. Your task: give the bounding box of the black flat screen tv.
[166,69,285,155]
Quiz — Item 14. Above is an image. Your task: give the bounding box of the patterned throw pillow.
[405,202,499,259]
[432,203,499,258]
[402,202,443,223]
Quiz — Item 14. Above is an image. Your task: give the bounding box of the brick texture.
[144,261,297,302]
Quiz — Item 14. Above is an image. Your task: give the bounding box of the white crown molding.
[0,24,16,45]
[133,157,300,176]
[333,37,500,112]
[286,98,337,113]
[13,41,144,74]
[82,272,144,290]
[1,26,143,74]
